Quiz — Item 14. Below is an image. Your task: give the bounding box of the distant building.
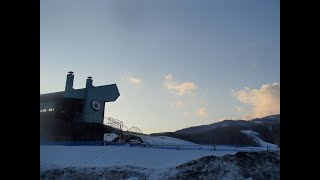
[40,72,120,125]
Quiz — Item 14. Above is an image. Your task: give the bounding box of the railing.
[103,143,280,152]
[128,126,142,134]
[40,140,279,152]
[104,117,124,130]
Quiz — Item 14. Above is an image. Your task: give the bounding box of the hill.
[151,114,280,147]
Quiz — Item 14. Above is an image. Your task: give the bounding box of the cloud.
[235,106,243,113]
[183,111,192,118]
[232,83,280,119]
[123,75,142,86]
[163,74,197,96]
[196,107,209,118]
[165,74,173,80]
[170,100,185,109]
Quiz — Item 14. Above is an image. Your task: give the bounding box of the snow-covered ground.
[41,134,278,172]
[40,145,236,171]
[41,135,279,179]
[41,133,279,179]
[40,145,280,179]
[104,134,197,145]
[240,130,278,148]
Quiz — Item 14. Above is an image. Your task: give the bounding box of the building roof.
[40,84,120,103]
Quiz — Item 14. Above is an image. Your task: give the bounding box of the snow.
[41,150,280,180]
[240,130,278,148]
[173,151,280,180]
[241,130,259,136]
[40,145,236,171]
[41,134,279,179]
[140,135,196,145]
[103,133,118,142]
[102,133,197,145]
[40,143,280,179]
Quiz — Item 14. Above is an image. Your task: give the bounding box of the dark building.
[40,72,120,141]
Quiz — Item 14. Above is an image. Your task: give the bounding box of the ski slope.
[140,135,196,145]
[240,130,278,148]
[104,133,197,145]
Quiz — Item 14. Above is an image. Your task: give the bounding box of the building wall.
[82,84,120,123]
[40,101,56,112]
[40,73,120,141]
[41,73,120,124]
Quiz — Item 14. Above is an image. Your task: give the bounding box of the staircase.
[103,117,148,144]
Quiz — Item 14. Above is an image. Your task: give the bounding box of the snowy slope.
[40,145,236,171]
[240,130,278,148]
[141,135,196,145]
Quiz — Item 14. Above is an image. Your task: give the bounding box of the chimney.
[65,71,74,91]
[86,76,93,88]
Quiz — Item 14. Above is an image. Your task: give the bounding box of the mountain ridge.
[151,114,280,147]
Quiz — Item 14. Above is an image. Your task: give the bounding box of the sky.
[40,0,280,134]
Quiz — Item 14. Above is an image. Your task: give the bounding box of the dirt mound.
[40,166,149,180]
[173,151,280,180]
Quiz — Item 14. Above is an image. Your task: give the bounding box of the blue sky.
[41,0,280,134]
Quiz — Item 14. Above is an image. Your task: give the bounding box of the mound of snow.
[240,130,278,148]
[173,151,280,180]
